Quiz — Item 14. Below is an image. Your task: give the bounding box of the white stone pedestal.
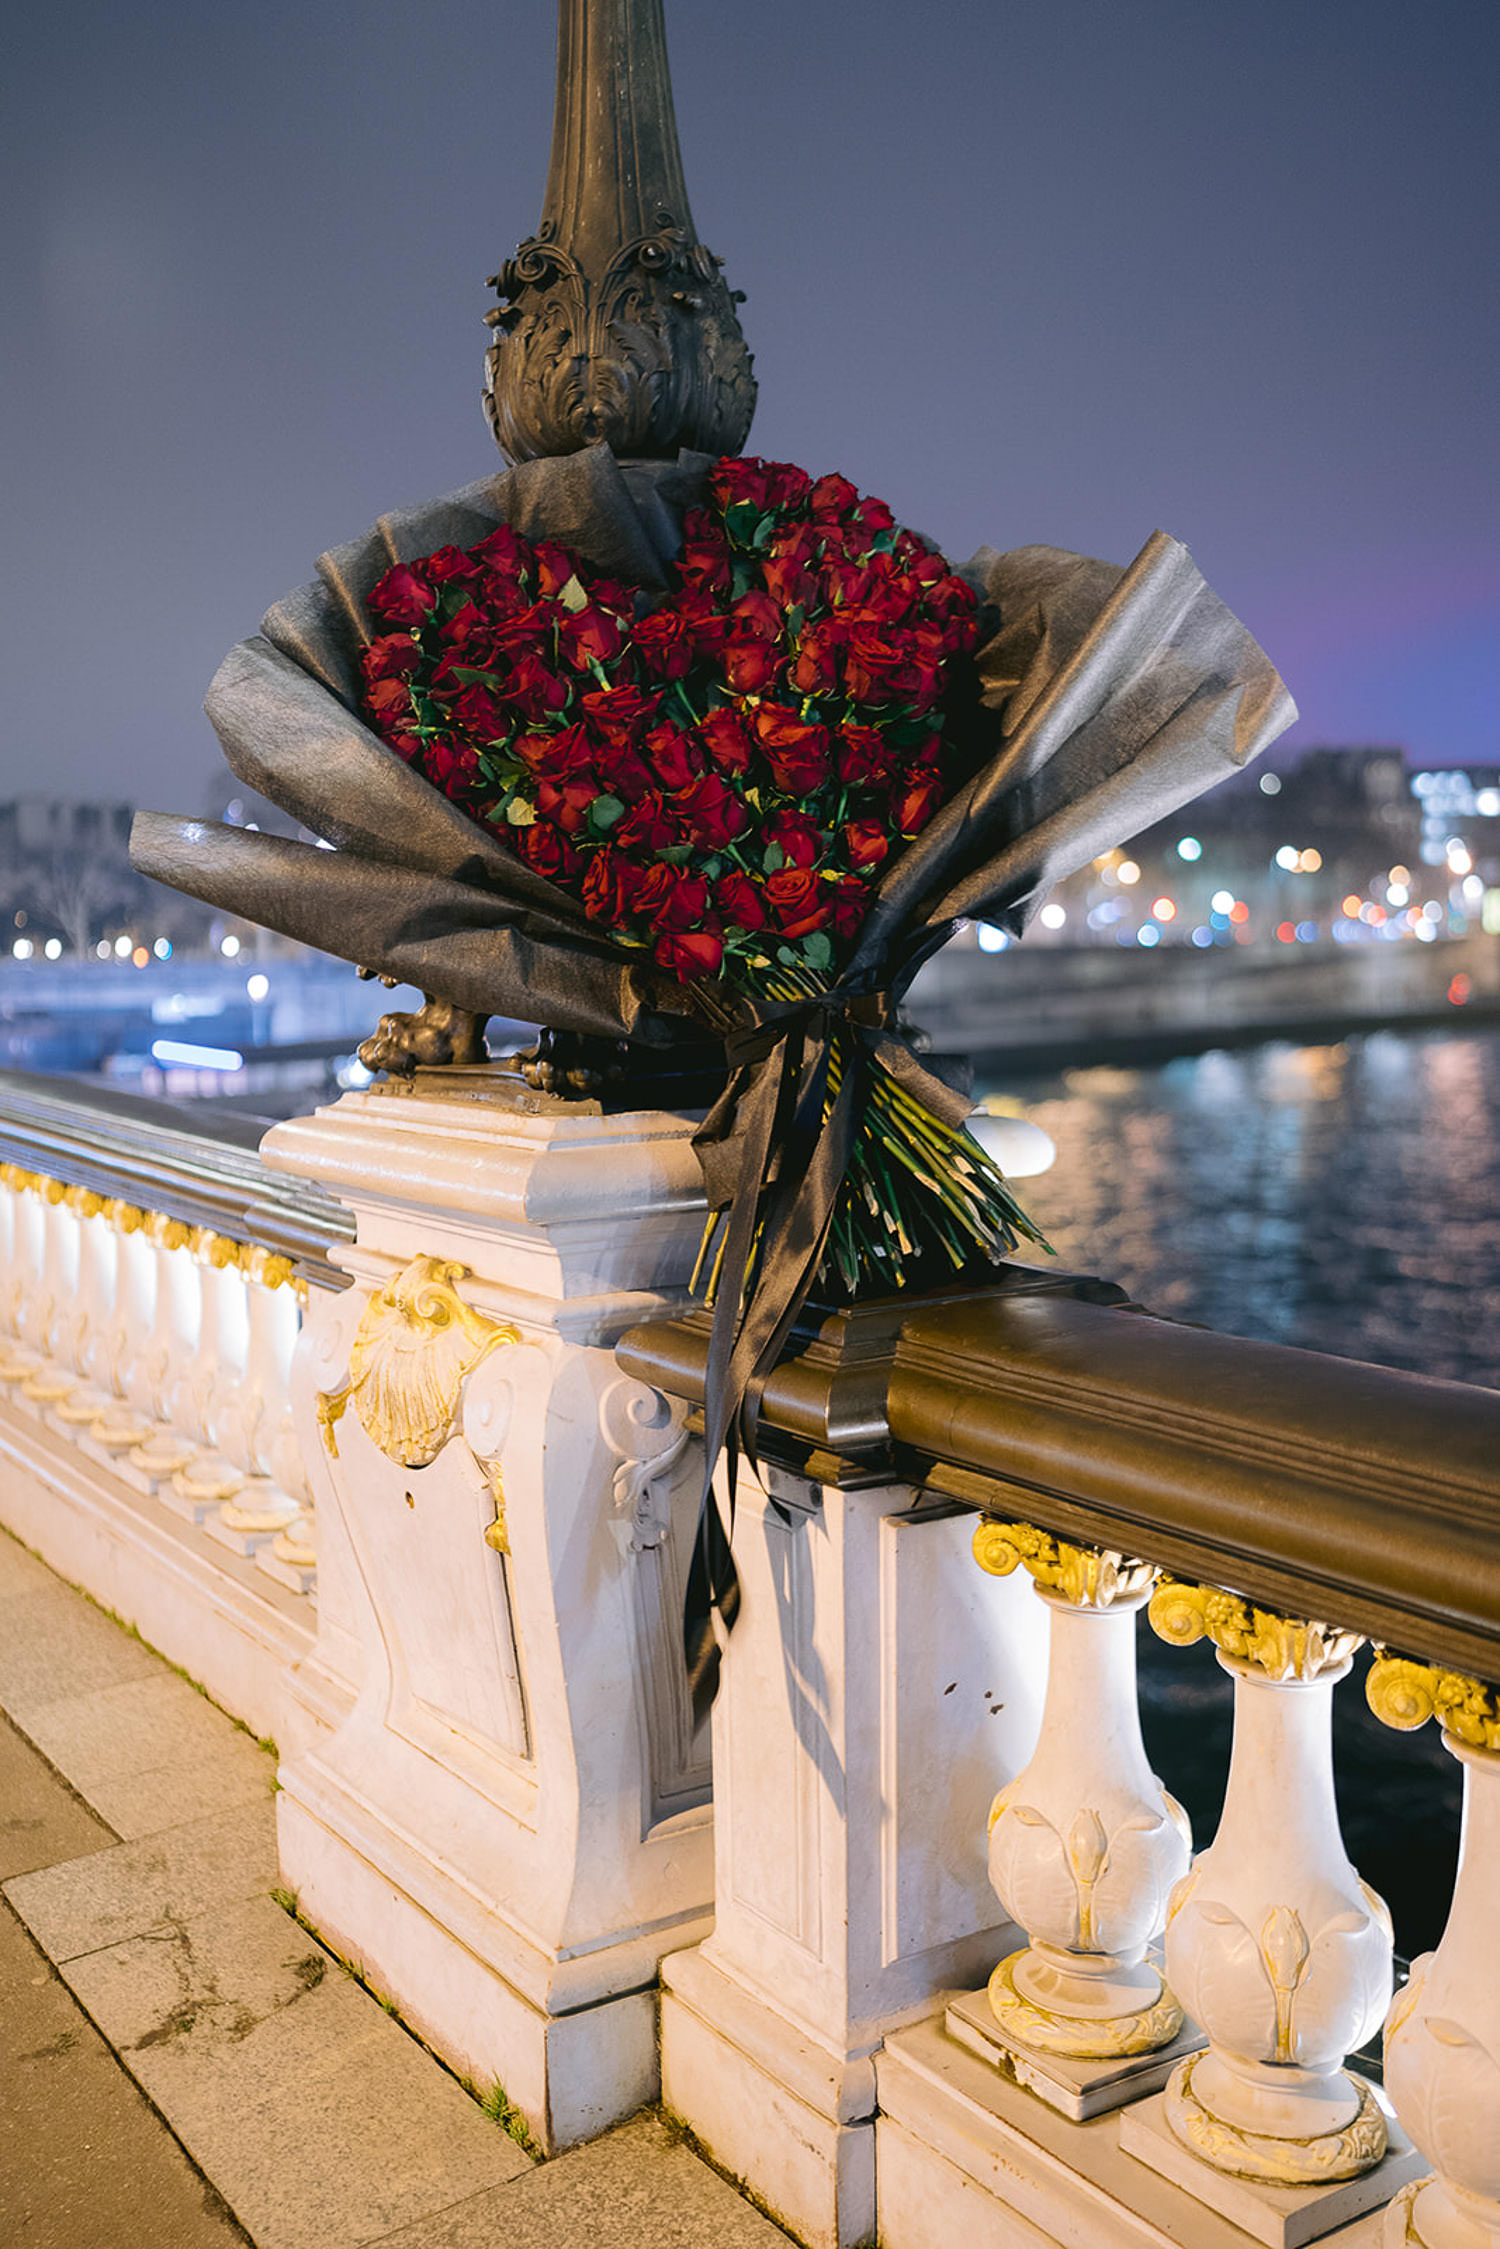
[261,1074,717,2152]
[659,1466,1047,2249]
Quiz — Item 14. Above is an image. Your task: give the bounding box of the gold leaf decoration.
[319,1256,520,1471]
[1149,1580,1360,1681]
[972,1518,1155,1609]
[1366,1653,1500,1750]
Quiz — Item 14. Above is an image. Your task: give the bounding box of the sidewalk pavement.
[0,1525,786,2249]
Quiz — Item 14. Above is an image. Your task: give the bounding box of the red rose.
[367,564,436,628]
[451,684,513,743]
[892,773,943,838]
[471,524,530,576]
[516,720,594,778]
[636,864,713,933]
[424,545,482,589]
[633,606,697,679]
[715,872,768,930]
[834,724,894,785]
[654,930,724,981]
[580,682,661,745]
[827,873,870,940]
[581,846,646,923]
[425,739,481,791]
[675,534,732,600]
[534,776,599,835]
[531,542,581,598]
[644,722,705,791]
[721,636,783,695]
[558,603,625,670]
[752,705,831,794]
[766,809,822,868]
[809,472,859,519]
[675,774,749,850]
[764,868,832,939]
[364,676,416,733]
[788,618,844,698]
[517,822,580,881]
[697,708,753,775]
[505,651,570,722]
[709,458,773,513]
[362,633,421,685]
[597,740,656,805]
[841,818,889,871]
[614,790,679,854]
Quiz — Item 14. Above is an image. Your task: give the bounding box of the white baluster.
[88,1206,164,1456]
[126,1215,206,1485]
[211,1249,302,1553]
[963,1522,1193,2117]
[0,1171,44,1375]
[1121,1583,1416,2223]
[165,1230,250,1517]
[1368,1659,1500,2249]
[52,1190,120,1429]
[19,1181,82,1407]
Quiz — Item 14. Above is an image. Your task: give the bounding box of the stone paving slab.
[18,1667,270,1787]
[3,1797,280,1962]
[0,1847,247,2249]
[368,2112,789,2249]
[0,1710,116,1882]
[60,1891,534,2249]
[0,1581,161,1724]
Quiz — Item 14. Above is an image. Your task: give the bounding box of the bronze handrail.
[618,1270,1500,1683]
[0,1069,352,1289]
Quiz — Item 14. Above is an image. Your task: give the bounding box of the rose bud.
[654,929,725,981]
[531,542,581,598]
[842,818,889,871]
[893,773,943,838]
[516,719,594,778]
[721,636,784,695]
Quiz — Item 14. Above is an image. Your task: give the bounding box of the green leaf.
[776,946,799,968]
[730,560,755,602]
[505,799,537,827]
[763,843,784,874]
[658,842,693,865]
[802,931,833,971]
[588,794,625,833]
[559,574,589,613]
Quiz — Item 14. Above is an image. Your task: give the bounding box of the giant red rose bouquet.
[357,456,1045,1298]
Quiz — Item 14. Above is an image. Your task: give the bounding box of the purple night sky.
[3,0,1495,809]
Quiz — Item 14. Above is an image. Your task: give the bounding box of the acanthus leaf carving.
[316,1256,520,1472]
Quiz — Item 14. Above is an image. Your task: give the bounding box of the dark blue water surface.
[982,1026,1500,1959]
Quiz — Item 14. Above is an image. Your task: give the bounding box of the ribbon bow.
[683,985,975,1721]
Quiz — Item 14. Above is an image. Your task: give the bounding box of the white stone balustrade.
[1,1108,1497,2249]
[959,1520,1195,2120]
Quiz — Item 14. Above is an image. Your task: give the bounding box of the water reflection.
[998,1027,1500,1388]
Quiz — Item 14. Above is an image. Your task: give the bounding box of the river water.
[979,1024,1500,1958]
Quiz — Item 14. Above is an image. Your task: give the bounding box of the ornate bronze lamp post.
[484,0,756,466]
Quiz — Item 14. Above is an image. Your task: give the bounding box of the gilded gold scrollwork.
[1366,1653,1500,1750]
[0,1163,308,1292]
[317,1255,522,1471]
[1147,1579,1360,1681]
[972,1518,1155,1608]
